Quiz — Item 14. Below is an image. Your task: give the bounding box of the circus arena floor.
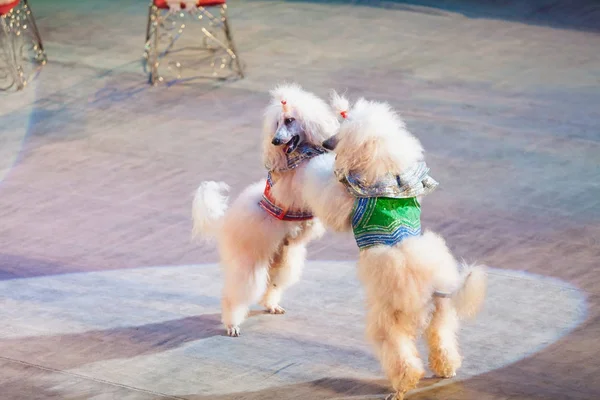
[0,1,599,399]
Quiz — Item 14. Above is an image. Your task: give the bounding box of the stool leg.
[144,5,160,85]
[221,5,244,78]
[23,0,45,54]
[145,3,152,46]
[143,3,152,82]
[152,9,160,85]
[0,14,21,91]
[23,0,47,64]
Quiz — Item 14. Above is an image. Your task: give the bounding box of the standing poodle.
[302,93,487,400]
[192,84,339,337]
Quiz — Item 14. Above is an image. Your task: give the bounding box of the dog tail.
[437,262,487,319]
[192,181,230,241]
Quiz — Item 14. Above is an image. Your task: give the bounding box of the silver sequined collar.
[266,142,328,172]
[336,161,439,199]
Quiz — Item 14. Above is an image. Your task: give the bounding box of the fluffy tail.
[191,181,230,241]
[436,262,487,320]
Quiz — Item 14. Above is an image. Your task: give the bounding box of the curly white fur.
[303,93,487,399]
[452,262,488,319]
[302,153,354,233]
[192,83,337,336]
[329,90,350,117]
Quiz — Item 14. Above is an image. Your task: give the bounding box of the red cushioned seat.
[154,0,226,9]
[0,0,19,15]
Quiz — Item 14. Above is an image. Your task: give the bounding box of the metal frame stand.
[143,1,244,86]
[0,0,47,91]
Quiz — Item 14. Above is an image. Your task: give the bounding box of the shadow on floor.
[0,254,83,281]
[0,313,223,371]
[181,376,392,399]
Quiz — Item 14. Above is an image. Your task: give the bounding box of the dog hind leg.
[261,242,307,314]
[366,302,425,400]
[425,296,462,378]
[221,260,269,336]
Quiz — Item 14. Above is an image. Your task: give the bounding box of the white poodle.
[192,84,339,337]
[302,93,487,400]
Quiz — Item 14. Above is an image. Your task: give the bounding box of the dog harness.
[337,162,438,250]
[351,197,421,249]
[259,142,327,221]
[337,162,438,199]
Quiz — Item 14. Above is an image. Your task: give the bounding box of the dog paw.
[265,305,286,314]
[429,351,460,378]
[431,364,457,379]
[384,392,404,400]
[437,371,456,378]
[226,325,240,337]
[433,368,456,379]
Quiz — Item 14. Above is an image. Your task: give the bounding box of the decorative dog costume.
[260,142,327,221]
[336,162,438,249]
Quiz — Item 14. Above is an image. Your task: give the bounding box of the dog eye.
[284,118,295,125]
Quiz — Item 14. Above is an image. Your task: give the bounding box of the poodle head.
[262,83,339,170]
[324,93,424,185]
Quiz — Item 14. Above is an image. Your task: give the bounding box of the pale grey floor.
[0,262,587,399]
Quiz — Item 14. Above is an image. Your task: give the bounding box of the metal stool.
[144,0,244,85]
[0,0,46,91]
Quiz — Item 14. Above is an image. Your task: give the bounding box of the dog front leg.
[365,301,424,399]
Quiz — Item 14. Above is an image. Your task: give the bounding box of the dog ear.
[340,136,381,183]
[358,137,379,162]
[351,136,400,184]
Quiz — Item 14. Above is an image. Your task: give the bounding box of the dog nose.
[322,135,338,151]
[272,137,282,145]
